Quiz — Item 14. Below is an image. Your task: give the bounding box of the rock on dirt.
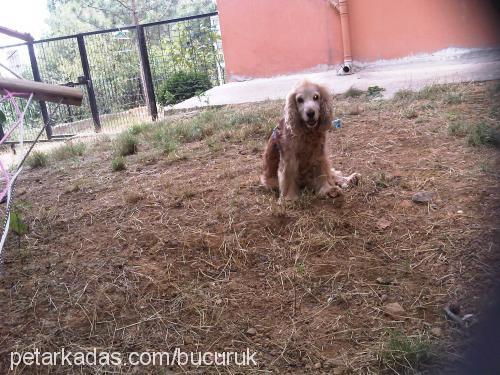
[124,191,143,204]
[324,358,343,368]
[246,327,257,336]
[64,184,80,194]
[384,302,405,316]
[412,191,435,204]
[400,200,412,208]
[376,277,392,285]
[430,327,442,336]
[376,218,392,230]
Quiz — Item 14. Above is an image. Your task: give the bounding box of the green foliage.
[467,123,499,147]
[115,132,139,156]
[161,138,179,155]
[393,89,415,101]
[394,85,465,103]
[111,156,126,171]
[0,110,6,125]
[10,211,28,236]
[227,112,263,126]
[444,92,463,104]
[448,120,499,147]
[150,17,222,103]
[26,151,49,169]
[380,331,433,371]
[448,120,469,137]
[158,71,212,105]
[134,104,276,158]
[151,127,179,154]
[416,84,451,100]
[45,0,217,36]
[129,123,150,135]
[367,86,385,98]
[38,1,222,125]
[343,86,365,98]
[52,142,86,160]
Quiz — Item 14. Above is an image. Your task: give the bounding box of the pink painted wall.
[217,0,343,80]
[349,0,500,62]
[217,0,500,81]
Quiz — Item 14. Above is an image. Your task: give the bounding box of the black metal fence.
[0,12,224,141]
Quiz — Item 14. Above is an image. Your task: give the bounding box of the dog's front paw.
[278,193,299,205]
[327,185,344,198]
[327,186,345,207]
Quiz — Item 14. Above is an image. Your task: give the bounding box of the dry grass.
[111,156,126,171]
[51,141,86,160]
[26,151,49,169]
[0,81,499,374]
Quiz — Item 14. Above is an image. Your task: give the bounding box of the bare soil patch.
[0,81,499,374]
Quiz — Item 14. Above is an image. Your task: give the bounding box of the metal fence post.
[136,25,158,121]
[27,42,52,139]
[77,35,101,132]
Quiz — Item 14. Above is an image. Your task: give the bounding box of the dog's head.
[285,80,333,131]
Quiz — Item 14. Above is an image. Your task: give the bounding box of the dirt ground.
[0,81,499,374]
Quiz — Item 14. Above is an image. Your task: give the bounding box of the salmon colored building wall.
[217,0,500,81]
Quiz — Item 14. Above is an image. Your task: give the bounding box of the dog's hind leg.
[260,136,280,189]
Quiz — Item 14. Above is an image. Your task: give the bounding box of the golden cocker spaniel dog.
[260,80,360,201]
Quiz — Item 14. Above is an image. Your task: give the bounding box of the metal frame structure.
[0,12,220,138]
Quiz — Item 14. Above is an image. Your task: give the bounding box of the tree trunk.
[131,0,152,115]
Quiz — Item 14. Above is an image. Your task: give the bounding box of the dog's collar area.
[271,127,280,140]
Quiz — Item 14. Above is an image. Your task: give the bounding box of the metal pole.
[27,42,52,139]
[77,35,101,132]
[136,25,158,121]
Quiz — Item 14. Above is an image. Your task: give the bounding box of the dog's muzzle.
[305,120,318,128]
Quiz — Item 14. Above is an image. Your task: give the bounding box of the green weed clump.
[26,151,48,168]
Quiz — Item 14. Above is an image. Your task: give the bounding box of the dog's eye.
[297,97,304,104]
[313,94,320,101]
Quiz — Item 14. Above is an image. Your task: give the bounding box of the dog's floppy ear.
[284,91,299,130]
[318,85,334,127]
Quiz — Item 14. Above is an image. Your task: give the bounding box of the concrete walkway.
[174,48,500,109]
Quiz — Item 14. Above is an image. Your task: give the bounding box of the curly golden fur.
[260,80,360,201]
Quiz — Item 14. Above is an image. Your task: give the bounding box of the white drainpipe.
[329,0,353,75]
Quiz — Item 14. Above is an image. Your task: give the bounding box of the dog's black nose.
[306,110,315,119]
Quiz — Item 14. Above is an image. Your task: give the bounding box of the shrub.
[380,331,433,371]
[158,71,212,106]
[52,142,86,160]
[115,132,138,156]
[152,127,179,154]
[129,123,149,135]
[444,92,463,104]
[367,86,385,98]
[393,89,415,101]
[161,137,179,154]
[227,112,263,126]
[467,123,500,147]
[27,151,48,168]
[448,121,469,137]
[111,156,126,171]
[343,86,365,98]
